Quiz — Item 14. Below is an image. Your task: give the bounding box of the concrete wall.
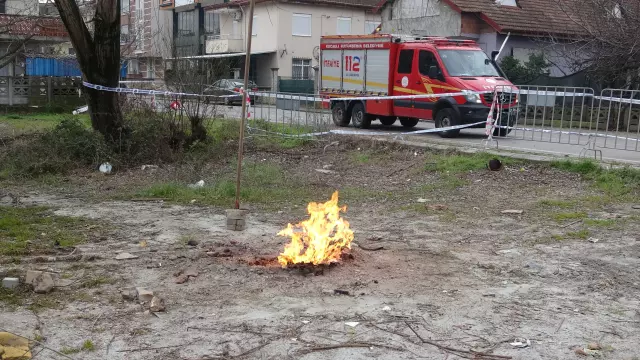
[150,0,174,59]
[5,0,38,15]
[381,0,460,36]
[496,34,574,77]
[275,2,380,78]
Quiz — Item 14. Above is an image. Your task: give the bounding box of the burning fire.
[277,191,354,268]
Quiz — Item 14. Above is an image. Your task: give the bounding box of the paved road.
[164,100,640,165]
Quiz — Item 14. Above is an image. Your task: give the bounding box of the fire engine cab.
[320,34,518,137]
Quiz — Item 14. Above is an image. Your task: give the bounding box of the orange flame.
[277,191,354,267]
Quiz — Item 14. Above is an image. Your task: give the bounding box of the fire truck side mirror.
[491,50,499,60]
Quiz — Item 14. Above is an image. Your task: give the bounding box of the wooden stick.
[404,322,512,360]
[307,342,404,352]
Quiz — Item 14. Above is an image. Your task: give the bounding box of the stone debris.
[150,296,166,312]
[121,289,138,301]
[115,252,139,260]
[136,288,154,302]
[33,273,55,294]
[0,332,32,360]
[174,274,189,284]
[502,209,524,215]
[1,278,19,290]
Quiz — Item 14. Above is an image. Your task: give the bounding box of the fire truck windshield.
[437,49,500,77]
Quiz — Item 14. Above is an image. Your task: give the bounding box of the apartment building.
[121,0,173,80]
[165,0,381,90]
[0,0,69,76]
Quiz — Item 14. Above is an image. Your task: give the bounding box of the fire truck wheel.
[332,102,351,127]
[399,117,419,128]
[379,116,397,126]
[435,108,461,138]
[351,103,372,129]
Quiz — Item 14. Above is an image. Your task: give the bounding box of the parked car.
[203,79,258,106]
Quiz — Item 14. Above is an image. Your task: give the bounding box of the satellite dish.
[313,46,320,60]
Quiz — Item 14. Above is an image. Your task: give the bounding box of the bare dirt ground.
[1,139,639,360]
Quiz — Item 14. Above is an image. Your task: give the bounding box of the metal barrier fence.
[80,81,640,162]
[493,85,640,157]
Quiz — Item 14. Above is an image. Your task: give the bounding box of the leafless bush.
[555,0,640,88]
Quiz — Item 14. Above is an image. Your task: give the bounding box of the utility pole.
[234,0,256,209]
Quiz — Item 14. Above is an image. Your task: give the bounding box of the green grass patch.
[538,199,576,208]
[424,151,525,173]
[551,159,640,197]
[82,340,96,351]
[352,152,371,164]
[0,113,90,135]
[566,229,591,239]
[552,211,587,222]
[248,119,313,149]
[584,218,618,228]
[419,175,470,192]
[0,206,94,256]
[136,162,314,207]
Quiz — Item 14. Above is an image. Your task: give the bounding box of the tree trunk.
[54,0,124,142]
[84,87,127,143]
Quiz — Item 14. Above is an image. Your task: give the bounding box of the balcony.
[205,35,244,54]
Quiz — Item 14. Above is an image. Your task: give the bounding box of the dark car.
[203,79,258,106]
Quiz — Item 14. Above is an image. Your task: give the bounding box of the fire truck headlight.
[462,91,482,104]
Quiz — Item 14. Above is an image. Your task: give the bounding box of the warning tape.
[82,81,492,103]
[248,121,486,138]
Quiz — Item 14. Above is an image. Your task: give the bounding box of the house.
[163,0,382,91]
[0,0,69,76]
[377,0,583,77]
[121,0,173,80]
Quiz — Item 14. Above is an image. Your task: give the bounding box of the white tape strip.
[248,121,485,138]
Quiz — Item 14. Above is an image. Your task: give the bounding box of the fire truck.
[320,34,517,137]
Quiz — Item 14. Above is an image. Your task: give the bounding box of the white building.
[171,0,382,91]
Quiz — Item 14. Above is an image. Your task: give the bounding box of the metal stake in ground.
[234,0,257,210]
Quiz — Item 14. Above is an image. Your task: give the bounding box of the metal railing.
[492,85,640,155]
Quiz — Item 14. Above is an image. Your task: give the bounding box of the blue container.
[26,57,82,77]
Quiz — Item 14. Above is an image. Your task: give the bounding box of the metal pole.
[234,0,256,209]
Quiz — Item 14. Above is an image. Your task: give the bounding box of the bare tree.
[54,0,125,142]
[556,0,640,88]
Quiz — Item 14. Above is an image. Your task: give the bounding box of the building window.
[147,58,155,79]
[337,17,351,35]
[127,59,140,75]
[204,11,220,36]
[0,0,5,14]
[292,58,311,79]
[121,0,129,13]
[177,10,196,36]
[365,21,378,34]
[120,24,129,44]
[292,13,311,37]
[252,16,257,36]
[232,20,240,38]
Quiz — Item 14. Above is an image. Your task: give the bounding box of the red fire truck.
[320,34,518,137]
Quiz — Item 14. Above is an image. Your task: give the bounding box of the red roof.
[443,0,583,36]
[378,0,583,36]
[0,14,69,38]
[205,0,380,10]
